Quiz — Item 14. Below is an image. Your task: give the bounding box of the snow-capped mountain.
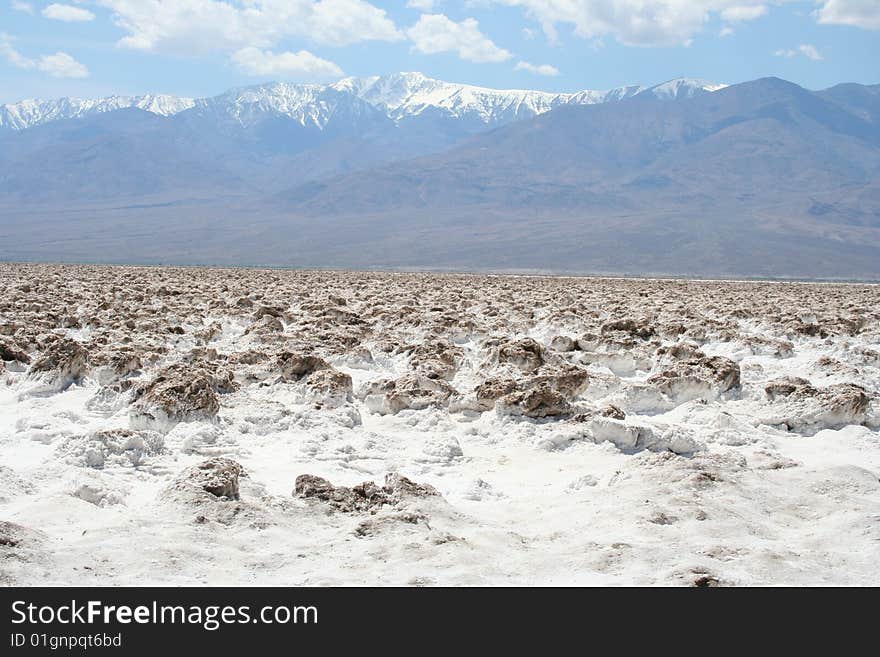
[1,76,878,278]
[334,72,576,124]
[0,94,195,131]
[188,83,388,130]
[331,72,721,125]
[0,74,725,132]
[645,78,728,100]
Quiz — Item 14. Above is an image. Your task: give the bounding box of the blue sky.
[0,1,878,103]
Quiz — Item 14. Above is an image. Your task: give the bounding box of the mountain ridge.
[0,73,725,132]
[0,75,878,279]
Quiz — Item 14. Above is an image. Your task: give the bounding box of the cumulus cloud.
[95,0,403,54]
[231,46,343,80]
[815,0,880,30]
[487,1,872,47]
[36,51,90,77]
[0,34,89,77]
[720,5,767,22]
[774,43,824,60]
[11,1,34,14]
[406,0,435,9]
[514,60,559,76]
[42,3,96,22]
[406,14,512,63]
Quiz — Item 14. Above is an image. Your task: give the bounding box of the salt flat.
[0,264,878,586]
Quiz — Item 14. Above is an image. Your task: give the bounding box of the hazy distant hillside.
[279,78,880,213]
[0,74,725,202]
[0,75,877,279]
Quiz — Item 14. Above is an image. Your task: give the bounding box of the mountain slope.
[0,75,878,278]
[0,74,723,132]
[0,94,195,131]
[0,109,253,203]
[278,77,880,214]
[258,77,880,278]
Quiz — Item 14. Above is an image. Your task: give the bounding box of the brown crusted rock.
[576,333,600,351]
[29,338,89,383]
[228,350,268,366]
[742,336,794,357]
[600,404,627,420]
[384,473,439,498]
[0,337,30,364]
[528,363,590,399]
[253,305,285,320]
[656,342,705,361]
[407,339,463,380]
[601,317,655,340]
[571,404,626,422]
[818,384,871,417]
[170,457,244,501]
[549,335,576,352]
[131,362,231,424]
[761,380,871,432]
[160,459,264,526]
[473,377,519,411]
[0,520,43,549]
[294,474,338,499]
[194,321,223,343]
[245,315,284,335]
[497,384,571,419]
[362,373,457,414]
[783,382,870,415]
[294,472,437,513]
[278,352,329,380]
[496,337,545,373]
[765,376,813,399]
[294,474,391,512]
[648,355,740,398]
[306,367,353,406]
[95,348,143,378]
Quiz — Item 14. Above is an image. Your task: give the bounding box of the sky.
[0,1,878,104]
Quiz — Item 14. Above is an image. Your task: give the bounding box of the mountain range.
[0,73,877,279]
[0,73,724,132]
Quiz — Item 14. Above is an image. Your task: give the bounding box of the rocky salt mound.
[0,264,878,585]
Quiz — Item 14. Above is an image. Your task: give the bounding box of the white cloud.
[11,1,34,14]
[0,34,89,77]
[95,0,403,54]
[774,43,824,60]
[797,43,824,60]
[231,46,343,80]
[37,51,90,77]
[406,14,512,63]
[42,3,96,22]
[719,25,735,36]
[487,1,798,47]
[720,5,766,21]
[406,0,435,9]
[0,34,34,69]
[815,0,880,30]
[514,60,559,75]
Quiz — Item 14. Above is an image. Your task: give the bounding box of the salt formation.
[0,264,878,585]
[294,472,438,513]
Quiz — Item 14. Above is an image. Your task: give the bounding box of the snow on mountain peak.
[0,94,195,131]
[644,78,729,100]
[0,74,726,132]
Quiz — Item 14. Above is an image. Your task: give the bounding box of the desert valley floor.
[0,264,878,586]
